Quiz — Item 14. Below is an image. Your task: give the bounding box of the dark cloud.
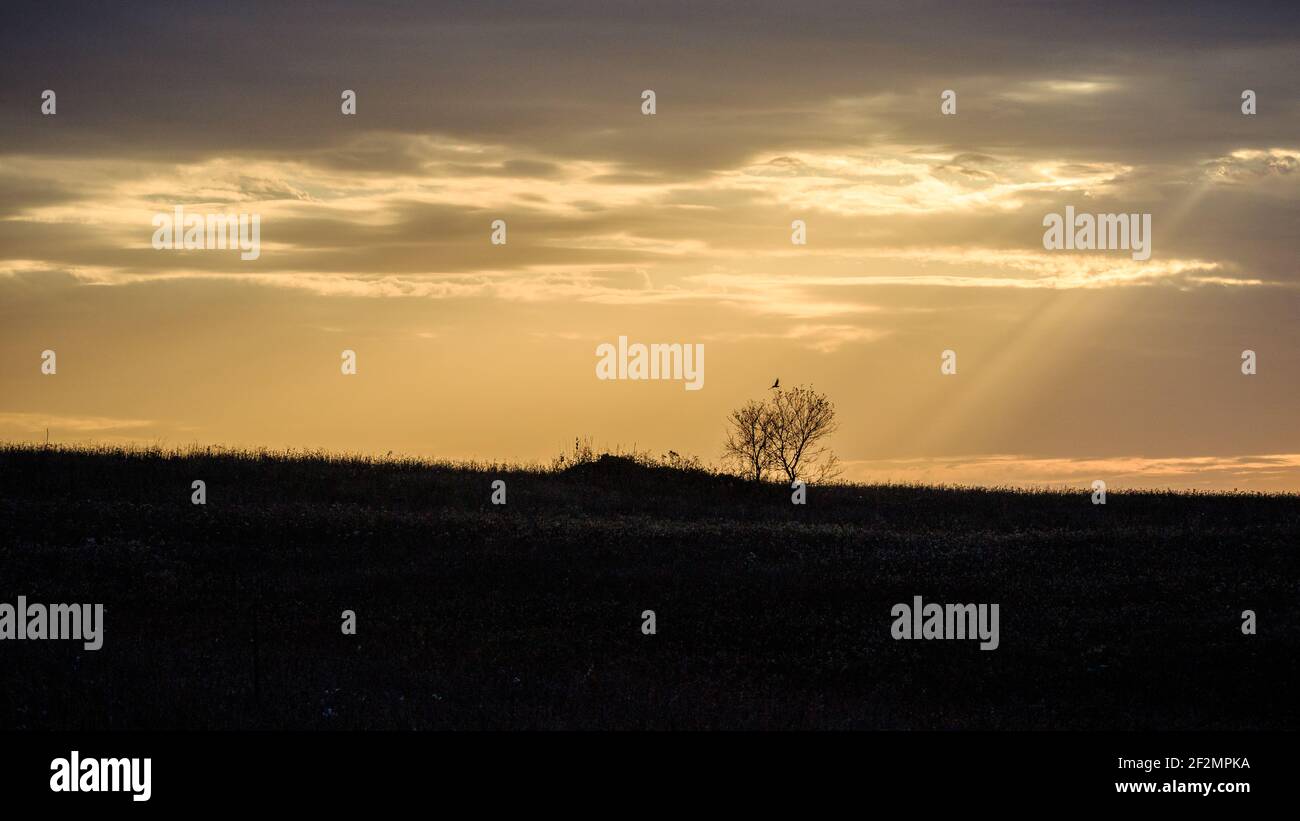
[0,175,79,217]
[2,0,1297,176]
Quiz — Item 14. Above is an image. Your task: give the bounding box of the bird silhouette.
[770,378,780,389]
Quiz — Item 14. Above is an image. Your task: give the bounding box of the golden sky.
[3,2,1299,489]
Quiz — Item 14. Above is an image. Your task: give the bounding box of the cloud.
[704,323,888,352]
[840,453,1300,491]
[1000,77,1121,103]
[688,250,1234,293]
[716,149,1131,216]
[1205,148,1300,185]
[0,412,156,434]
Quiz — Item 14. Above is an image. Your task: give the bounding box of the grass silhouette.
[0,442,1295,730]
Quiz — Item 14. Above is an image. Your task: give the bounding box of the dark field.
[0,444,1296,731]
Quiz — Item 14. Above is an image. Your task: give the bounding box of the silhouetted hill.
[0,444,1296,730]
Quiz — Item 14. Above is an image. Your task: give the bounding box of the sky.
[2,1,1299,489]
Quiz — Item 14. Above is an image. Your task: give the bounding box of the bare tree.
[723,386,840,483]
[764,385,840,483]
[722,399,774,481]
